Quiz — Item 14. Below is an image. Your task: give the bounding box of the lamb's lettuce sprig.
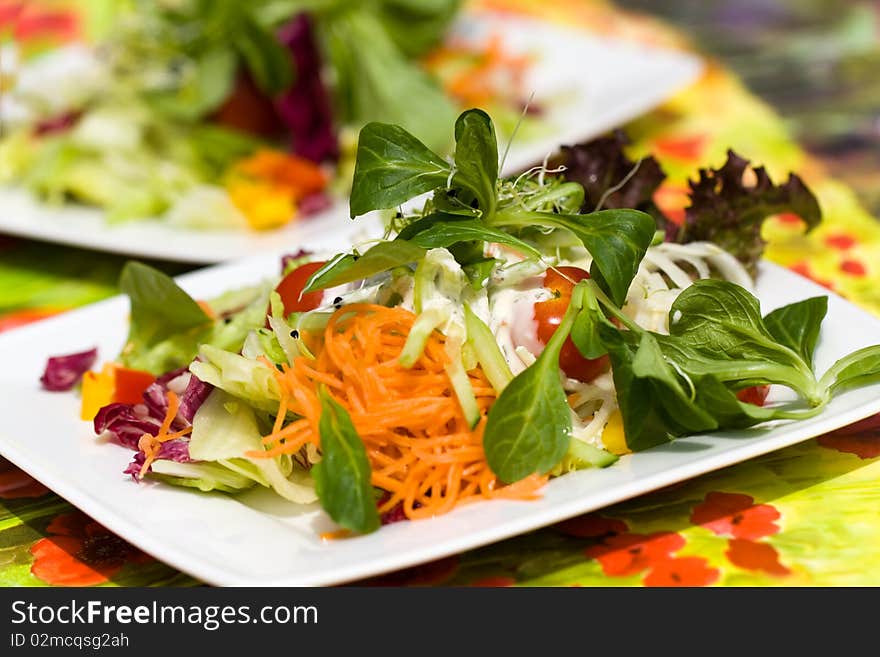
[299,109,880,488]
[303,108,657,310]
[569,278,880,455]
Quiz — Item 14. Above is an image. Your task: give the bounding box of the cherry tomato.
[736,385,770,406]
[534,266,609,382]
[212,74,283,137]
[274,261,327,314]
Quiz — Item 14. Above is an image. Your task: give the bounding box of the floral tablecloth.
[2,0,880,587]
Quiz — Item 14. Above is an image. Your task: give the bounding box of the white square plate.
[0,11,702,263]
[0,258,879,586]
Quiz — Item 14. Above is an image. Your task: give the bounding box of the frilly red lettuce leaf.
[550,133,822,275]
[672,150,822,273]
[551,130,666,218]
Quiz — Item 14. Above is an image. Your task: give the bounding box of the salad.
[1,1,534,231]
[43,110,880,535]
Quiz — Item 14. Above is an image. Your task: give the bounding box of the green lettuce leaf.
[189,345,282,413]
[189,390,317,503]
[149,460,257,493]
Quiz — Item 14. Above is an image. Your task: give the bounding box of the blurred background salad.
[0,0,536,231]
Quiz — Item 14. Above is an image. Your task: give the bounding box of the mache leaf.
[669,279,808,373]
[763,296,828,365]
[452,108,498,217]
[349,122,451,218]
[495,208,655,306]
[602,326,798,452]
[313,387,380,534]
[820,345,880,394]
[406,218,540,258]
[482,284,586,482]
[560,209,656,306]
[601,327,711,451]
[302,241,426,293]
[119,262,212,374]
[570,288,612,360]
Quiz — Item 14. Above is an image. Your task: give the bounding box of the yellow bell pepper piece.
[602,409,631,455]
[80,363,116,421]
[227,179,297,231]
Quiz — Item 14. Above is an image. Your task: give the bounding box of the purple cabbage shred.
[40,347,97,391]
[280,249,312,274]
[92,364,213,480]
[275,14,338,163]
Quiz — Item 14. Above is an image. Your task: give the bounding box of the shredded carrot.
[137,391,193,479]
[423,34,532,108]
[252,304,547,521]
[320,529,354,541]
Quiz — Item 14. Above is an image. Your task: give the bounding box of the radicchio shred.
[275,14,338,163]
[40,347,97,391]
[93,366,213,479]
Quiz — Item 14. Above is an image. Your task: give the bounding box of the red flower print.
[0,468,49,499]
[469,575,516,587]
[0,1,23,25]
[725,539,790,577]
[840,259,867,277]
[366,555,459,587]
[555,513,627,538]
[642,557,719,587]
[824,234,856,251]
[30,512,151,586]
[789,262,833,290]
[0,308,61,333]
[585,532,685,577]
[830,413,880,435]
[7,4,80,42]
[653,184,689,226]
[776,212,806,226]
[653,134,707,161]
[818,434,880,459]
[690,492,781,540]
[817,413,880,459]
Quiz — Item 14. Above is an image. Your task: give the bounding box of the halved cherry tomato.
[212,74,283,138]
[274,261,327,314]
[736,385,770,407]
[534,266,609,382]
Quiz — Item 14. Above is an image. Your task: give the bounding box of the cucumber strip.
[568,439,618,468]
[464,304,513,393]
[399,307,448,368]
[444,336,481,428]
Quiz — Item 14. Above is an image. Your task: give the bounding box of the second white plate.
[0,12,702,263]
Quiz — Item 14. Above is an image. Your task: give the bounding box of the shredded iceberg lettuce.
[189,389,316,503]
